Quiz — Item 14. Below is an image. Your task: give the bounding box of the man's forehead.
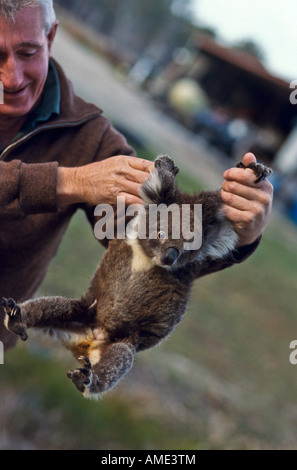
[0,5,45,45]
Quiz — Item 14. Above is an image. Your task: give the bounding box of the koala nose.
[161,247,179,266]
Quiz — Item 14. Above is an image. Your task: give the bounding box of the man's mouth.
[4,86,28,98]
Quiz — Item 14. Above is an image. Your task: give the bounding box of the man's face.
[0,6,57,118]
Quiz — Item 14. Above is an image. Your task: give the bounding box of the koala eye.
[157,231,167,240]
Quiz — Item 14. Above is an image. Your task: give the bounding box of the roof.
[194,35,290,90]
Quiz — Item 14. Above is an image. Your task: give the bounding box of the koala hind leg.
[67,342,135,398]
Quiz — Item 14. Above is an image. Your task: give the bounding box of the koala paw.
[236,161,273,183]
[155,155,179,176]
[67,356,92,393]
[1,297,28,341]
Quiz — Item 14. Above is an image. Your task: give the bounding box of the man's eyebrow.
[17,42,43,49]
[0,42,43,54]
[0,41,42,54]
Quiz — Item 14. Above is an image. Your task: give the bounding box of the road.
[52,27,230,187]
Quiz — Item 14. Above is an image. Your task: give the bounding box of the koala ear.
[140,155,179,204]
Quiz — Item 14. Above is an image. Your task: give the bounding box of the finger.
[222,204,253,225]
[223,153,258,186]
[120,179,142,198]
[221,180,272,204]
[127,156,154,173]
[221,190,259,212]
[223,166,268,187]
[242,152,257,166]
[115,157,153,184]
[125,167,152,185]
[222,194,270,227]
[118,192,145,206]
[222,180,256,201]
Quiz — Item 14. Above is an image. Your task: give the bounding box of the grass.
[1,159,297,450]
[1,345,197,450]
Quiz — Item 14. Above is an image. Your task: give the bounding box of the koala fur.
[2,156,272,399]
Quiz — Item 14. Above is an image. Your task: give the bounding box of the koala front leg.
[1,296,96,340]
[67,342,135,398]
[236,161,272,183]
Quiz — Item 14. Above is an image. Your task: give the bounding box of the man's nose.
[0,56,24,90]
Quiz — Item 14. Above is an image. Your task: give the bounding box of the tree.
[55,0,197,60]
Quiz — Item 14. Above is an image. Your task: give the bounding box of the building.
[152,34,297,169]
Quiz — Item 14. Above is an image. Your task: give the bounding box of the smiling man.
[0,0,273,350]
[0,11,52,122]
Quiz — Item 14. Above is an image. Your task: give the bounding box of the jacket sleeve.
[0,160,59,219]
[81,120,136,237]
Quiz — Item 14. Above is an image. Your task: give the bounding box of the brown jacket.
[0,59,135,348]
[0,59,259,350]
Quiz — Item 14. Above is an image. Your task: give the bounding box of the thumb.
[242,152,257,166]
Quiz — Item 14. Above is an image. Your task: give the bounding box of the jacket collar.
[0,58,102,160]
[16,58,61,139]
[51,57,102,124]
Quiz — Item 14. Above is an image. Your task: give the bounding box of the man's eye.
[18,50,37,57]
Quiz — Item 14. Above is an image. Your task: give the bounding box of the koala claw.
[236,161,273,184]
[78,355,92,369]
[155,155,179,176]
[1,297,28,341]
[67,356,92,393]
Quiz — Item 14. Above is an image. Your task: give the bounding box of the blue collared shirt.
[14,58,61,139]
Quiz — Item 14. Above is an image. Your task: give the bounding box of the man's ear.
[47,19,59,55]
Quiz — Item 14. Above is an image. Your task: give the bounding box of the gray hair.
[0,0,56,34]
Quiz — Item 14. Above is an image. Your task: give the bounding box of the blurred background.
[1,0,297,450]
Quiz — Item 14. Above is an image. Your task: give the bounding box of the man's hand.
[57,155,154,207]
[221,153,273,247]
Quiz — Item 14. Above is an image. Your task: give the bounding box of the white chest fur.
[126,239,155,273]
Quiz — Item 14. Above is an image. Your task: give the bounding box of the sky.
[191,0,297,82]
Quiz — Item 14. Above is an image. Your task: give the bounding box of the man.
[0,0,273,350]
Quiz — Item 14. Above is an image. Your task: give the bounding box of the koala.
[1,156,272,399]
